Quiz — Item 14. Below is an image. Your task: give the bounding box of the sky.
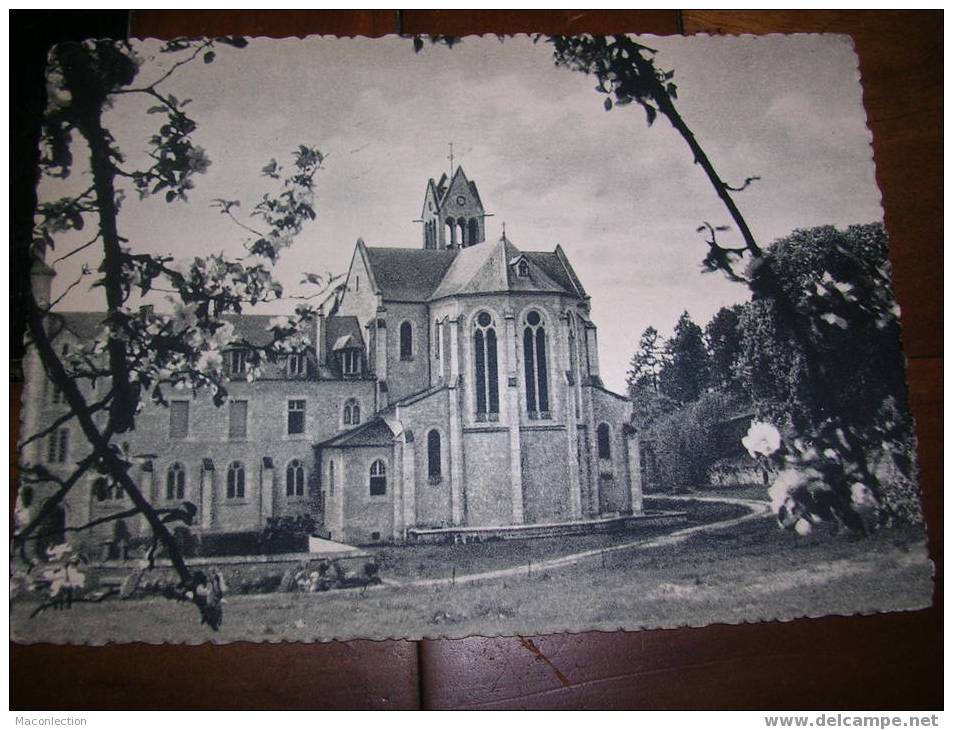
[39,34,883,393]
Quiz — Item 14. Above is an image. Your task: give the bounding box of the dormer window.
[341,349,360,376]
[287,352,306,377]
[227,350,246,376]
[517,260,530,278]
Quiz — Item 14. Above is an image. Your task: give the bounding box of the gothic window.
[457,217,467,246]
[597,423,612,460]
[328,460,335,496]
[229,400,248,439]
[427,429,442,480]
[226,461,245,499]
[166,463,186,500]
[434,320,441,360]
[399,321,413,361]
[287,400,306,435]
[286,459,306,497]
[369,459,387,496]
[343,398,361,426]
[473,311,499,419]
[523,310,550,418]
[468,217,479,245]
[445,217,456,246]
[169,401,189,438]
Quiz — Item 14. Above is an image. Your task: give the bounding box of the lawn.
[372,497,749,581]
[11,501,933,644]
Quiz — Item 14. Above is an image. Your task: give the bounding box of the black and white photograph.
[11,31,933,644]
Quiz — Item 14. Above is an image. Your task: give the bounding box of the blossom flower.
[742,421,781,458]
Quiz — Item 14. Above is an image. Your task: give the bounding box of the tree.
[626,326,675,429]
[705,304,744,394]
[16,38,329,627]
[658,311,709,405]
[546,34,910,531]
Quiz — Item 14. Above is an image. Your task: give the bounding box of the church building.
[22,167,643,548]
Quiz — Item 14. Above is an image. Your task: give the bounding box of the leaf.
[203,51,215,64]
[217,36,248,48]
[644,104,657,126]
[603,96,613,111]
[165,191,176,203]
[147,105,169,114]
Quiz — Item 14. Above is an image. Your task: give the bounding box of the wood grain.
[12,10,941,710]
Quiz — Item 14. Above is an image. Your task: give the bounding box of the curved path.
[388,494,771,590]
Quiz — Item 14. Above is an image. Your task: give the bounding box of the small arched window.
[166,463,186,500]
[446,217,457,246]
[343,398,361,426]
[473,311,500,419]
[286,459,305,497]
[457,217,467,246]
[597,423,612,460]
[523,310,550,418]
[369,459,387,496]
[227,461,245,499]
[517,260,529,278]
[427,430,442,479]
[399,321,413,361]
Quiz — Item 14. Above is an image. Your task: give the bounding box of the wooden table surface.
[10,10,941,710]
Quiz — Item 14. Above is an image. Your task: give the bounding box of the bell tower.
[420,166,486,250]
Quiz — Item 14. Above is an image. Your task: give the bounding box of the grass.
[11,501,933,644]
[372,497,748,581]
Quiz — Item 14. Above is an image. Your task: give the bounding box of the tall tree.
[17,39,329,627]
[705,304,745,393]
[659,311,709,405]
[626,326,674,428]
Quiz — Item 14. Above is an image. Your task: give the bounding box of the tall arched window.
[457,217,467,246]
[343,398,361,426]
[523,310,550,418]
[597,423,612,459]
[227,461,245,499]
[473,311,499,419]
[468,217,479,245]
[328,460,336,496]
[166,463,186,500]
[427,429,442,480]
[399,321,413,360]
[369,459,387,496]
[286,459,305,497]
[445,217,456,246]
[434,319,441,360]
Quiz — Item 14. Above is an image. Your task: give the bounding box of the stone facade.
[21,167,642,549]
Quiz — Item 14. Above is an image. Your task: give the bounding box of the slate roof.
[48,312,109,341]
[325,316,363,352]
[317,418,396,448]
[426,237,577,300]
[363,247,457,302]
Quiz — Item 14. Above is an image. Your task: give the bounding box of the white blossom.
[742,421,781,458]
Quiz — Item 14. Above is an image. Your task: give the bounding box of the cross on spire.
[447,142,455,178]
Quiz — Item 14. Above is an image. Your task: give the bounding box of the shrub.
[643,392,737,492]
